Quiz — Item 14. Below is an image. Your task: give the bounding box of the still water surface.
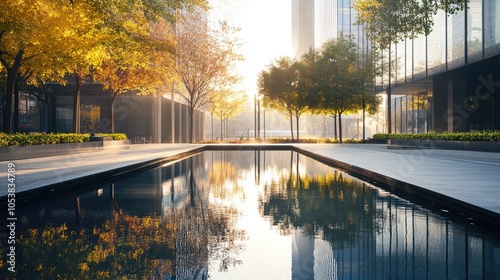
[2,151,499,279]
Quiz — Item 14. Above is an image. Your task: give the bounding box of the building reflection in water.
[3,151,499,279]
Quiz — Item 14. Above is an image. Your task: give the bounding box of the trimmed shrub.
[0,133,128,147]
[98,133,128,141]
[371,131,500,142]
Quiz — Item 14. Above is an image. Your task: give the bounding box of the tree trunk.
[188,107,194,143]
[108,92,118,133]
[2,50,24,133]
[296,115,300,141]
[13,78,20,132]
[40,83,54,132]
[338,113,343,143]
[333,115,338,141]
[290,112,294,140]
[220,117,223,141]
[225,117,228,141]
[46,93,53,132]
[73,76,83,133]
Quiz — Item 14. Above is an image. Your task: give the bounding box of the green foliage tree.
[258,57,309,140]
[313,36,380,143]
[353,0,466,49]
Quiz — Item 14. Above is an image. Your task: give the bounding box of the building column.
[447,80,454,132]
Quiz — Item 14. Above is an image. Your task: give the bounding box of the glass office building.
[384,0,500,133]
[294,0,500,133]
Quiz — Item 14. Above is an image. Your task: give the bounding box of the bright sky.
[209,0,292,96]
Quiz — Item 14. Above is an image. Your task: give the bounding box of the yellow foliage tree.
[0,0,101,132]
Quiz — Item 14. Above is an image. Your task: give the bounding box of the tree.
[313,36,380,143]
[209,89,247,141]
[1,0,207,133]
[93,4,181,133]
[175,10,243,143]
[0,0,100,132]
[258,57,310,141]
[353,0,466,49]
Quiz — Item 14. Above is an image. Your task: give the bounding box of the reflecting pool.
[1,151,499,279]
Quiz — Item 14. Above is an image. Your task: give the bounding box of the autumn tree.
[0,0,100,132]
[69,0,206,133]
[209,89,247,141]
[175,10,243,143]
[92,3,183,133]
[1,0,207,133]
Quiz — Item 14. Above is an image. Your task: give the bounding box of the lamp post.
[263,108,266,141]
[257,98,261,140]
[254,94,263,141]
[254,95,257,140]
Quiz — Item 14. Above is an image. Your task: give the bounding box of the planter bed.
[386,139,500,153]
[0,140,130,161]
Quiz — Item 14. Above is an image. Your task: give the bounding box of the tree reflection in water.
[260,152,376,249]
[2,154,246,279]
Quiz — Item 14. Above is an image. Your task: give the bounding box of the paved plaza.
[1,143,499,224]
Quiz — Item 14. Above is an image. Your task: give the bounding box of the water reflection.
[1,151,499,279]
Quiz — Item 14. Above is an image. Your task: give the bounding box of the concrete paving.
[0,144,203,198]
[1,143,499,224]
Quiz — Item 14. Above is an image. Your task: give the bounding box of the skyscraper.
[291,0,315,58]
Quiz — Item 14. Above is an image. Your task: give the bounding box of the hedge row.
[372,131,500,142]
[266,138,363,144]
[0,133,128,147]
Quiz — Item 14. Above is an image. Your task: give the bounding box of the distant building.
[10,79,205,143]
[291,0,315,58]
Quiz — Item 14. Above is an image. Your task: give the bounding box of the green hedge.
[0,133,128,147]
[372,131,500,142]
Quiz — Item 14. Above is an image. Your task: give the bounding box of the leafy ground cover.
[0,133,128,147]
[372,131,500,142]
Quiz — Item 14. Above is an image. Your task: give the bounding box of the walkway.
[0,144,203,198]
[1,143,499,225]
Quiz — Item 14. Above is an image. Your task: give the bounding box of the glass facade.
[382,0,500,134]
[427,10,446,75]
[315,0,369,52]
[484,0,500,56]
[467,0,483,63]
[392,93,432,134]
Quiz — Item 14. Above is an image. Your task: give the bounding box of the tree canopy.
[1,0,208,133]
[175,10,243,143]
[259,36,380,142]
[353,0,467,49]
[258,57,310,140]
[314,36,380,142]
